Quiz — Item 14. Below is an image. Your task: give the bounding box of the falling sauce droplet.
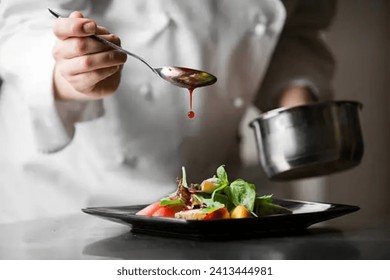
[187,88,195,119]
[188,110,195,119]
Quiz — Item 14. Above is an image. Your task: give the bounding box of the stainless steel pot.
[249,100,364,181]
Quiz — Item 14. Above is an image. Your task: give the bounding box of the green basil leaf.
[257,195,273,204]
[192,194,225,209]
[199,207,224,214]
[216,165,228,185]
[254,195,292,216]
[225,179,256,211]
[213,193,228,206]
[211,181,228,198]
[160,197,184,207]
[210,165,229,199]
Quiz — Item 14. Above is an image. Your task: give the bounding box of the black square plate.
[82,198,359,240]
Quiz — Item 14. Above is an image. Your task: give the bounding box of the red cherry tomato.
[136,201,161,216]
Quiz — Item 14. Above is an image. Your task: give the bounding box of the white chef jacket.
[0,0,335,223]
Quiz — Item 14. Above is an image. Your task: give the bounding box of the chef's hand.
[278,86,316,108]
[52,11,127,101]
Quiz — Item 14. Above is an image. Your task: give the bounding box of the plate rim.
[81,198,360,223]
[81,198,360,239]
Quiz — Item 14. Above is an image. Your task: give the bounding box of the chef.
[0,0,335,223]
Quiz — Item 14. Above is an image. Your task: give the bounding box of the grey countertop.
[0,213,389,260]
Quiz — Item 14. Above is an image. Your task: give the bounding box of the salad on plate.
[136,165,292,220]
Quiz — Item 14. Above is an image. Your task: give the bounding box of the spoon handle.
[48,8,158,75]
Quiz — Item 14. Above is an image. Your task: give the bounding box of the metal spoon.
[48,8,217,89]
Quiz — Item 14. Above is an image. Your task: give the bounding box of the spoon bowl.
[156,67,217,89]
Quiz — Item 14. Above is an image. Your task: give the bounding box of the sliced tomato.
[204,207,230,220]
[152,205,184,218]
[136,201,161,216]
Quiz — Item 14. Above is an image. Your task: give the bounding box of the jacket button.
[254,22,266,36]
[233,97,244,108]
[253,13,268,37]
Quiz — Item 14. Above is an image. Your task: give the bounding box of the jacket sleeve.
[0,0,104,153]
[255,0,336,112]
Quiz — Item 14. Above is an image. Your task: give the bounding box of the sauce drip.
[167,67,216,119]
[187,88,195,119]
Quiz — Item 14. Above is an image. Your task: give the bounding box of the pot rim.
[249,100,363,126]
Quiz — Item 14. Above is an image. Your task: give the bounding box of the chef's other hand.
[52,11,127,101]
[278,85,316,108]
